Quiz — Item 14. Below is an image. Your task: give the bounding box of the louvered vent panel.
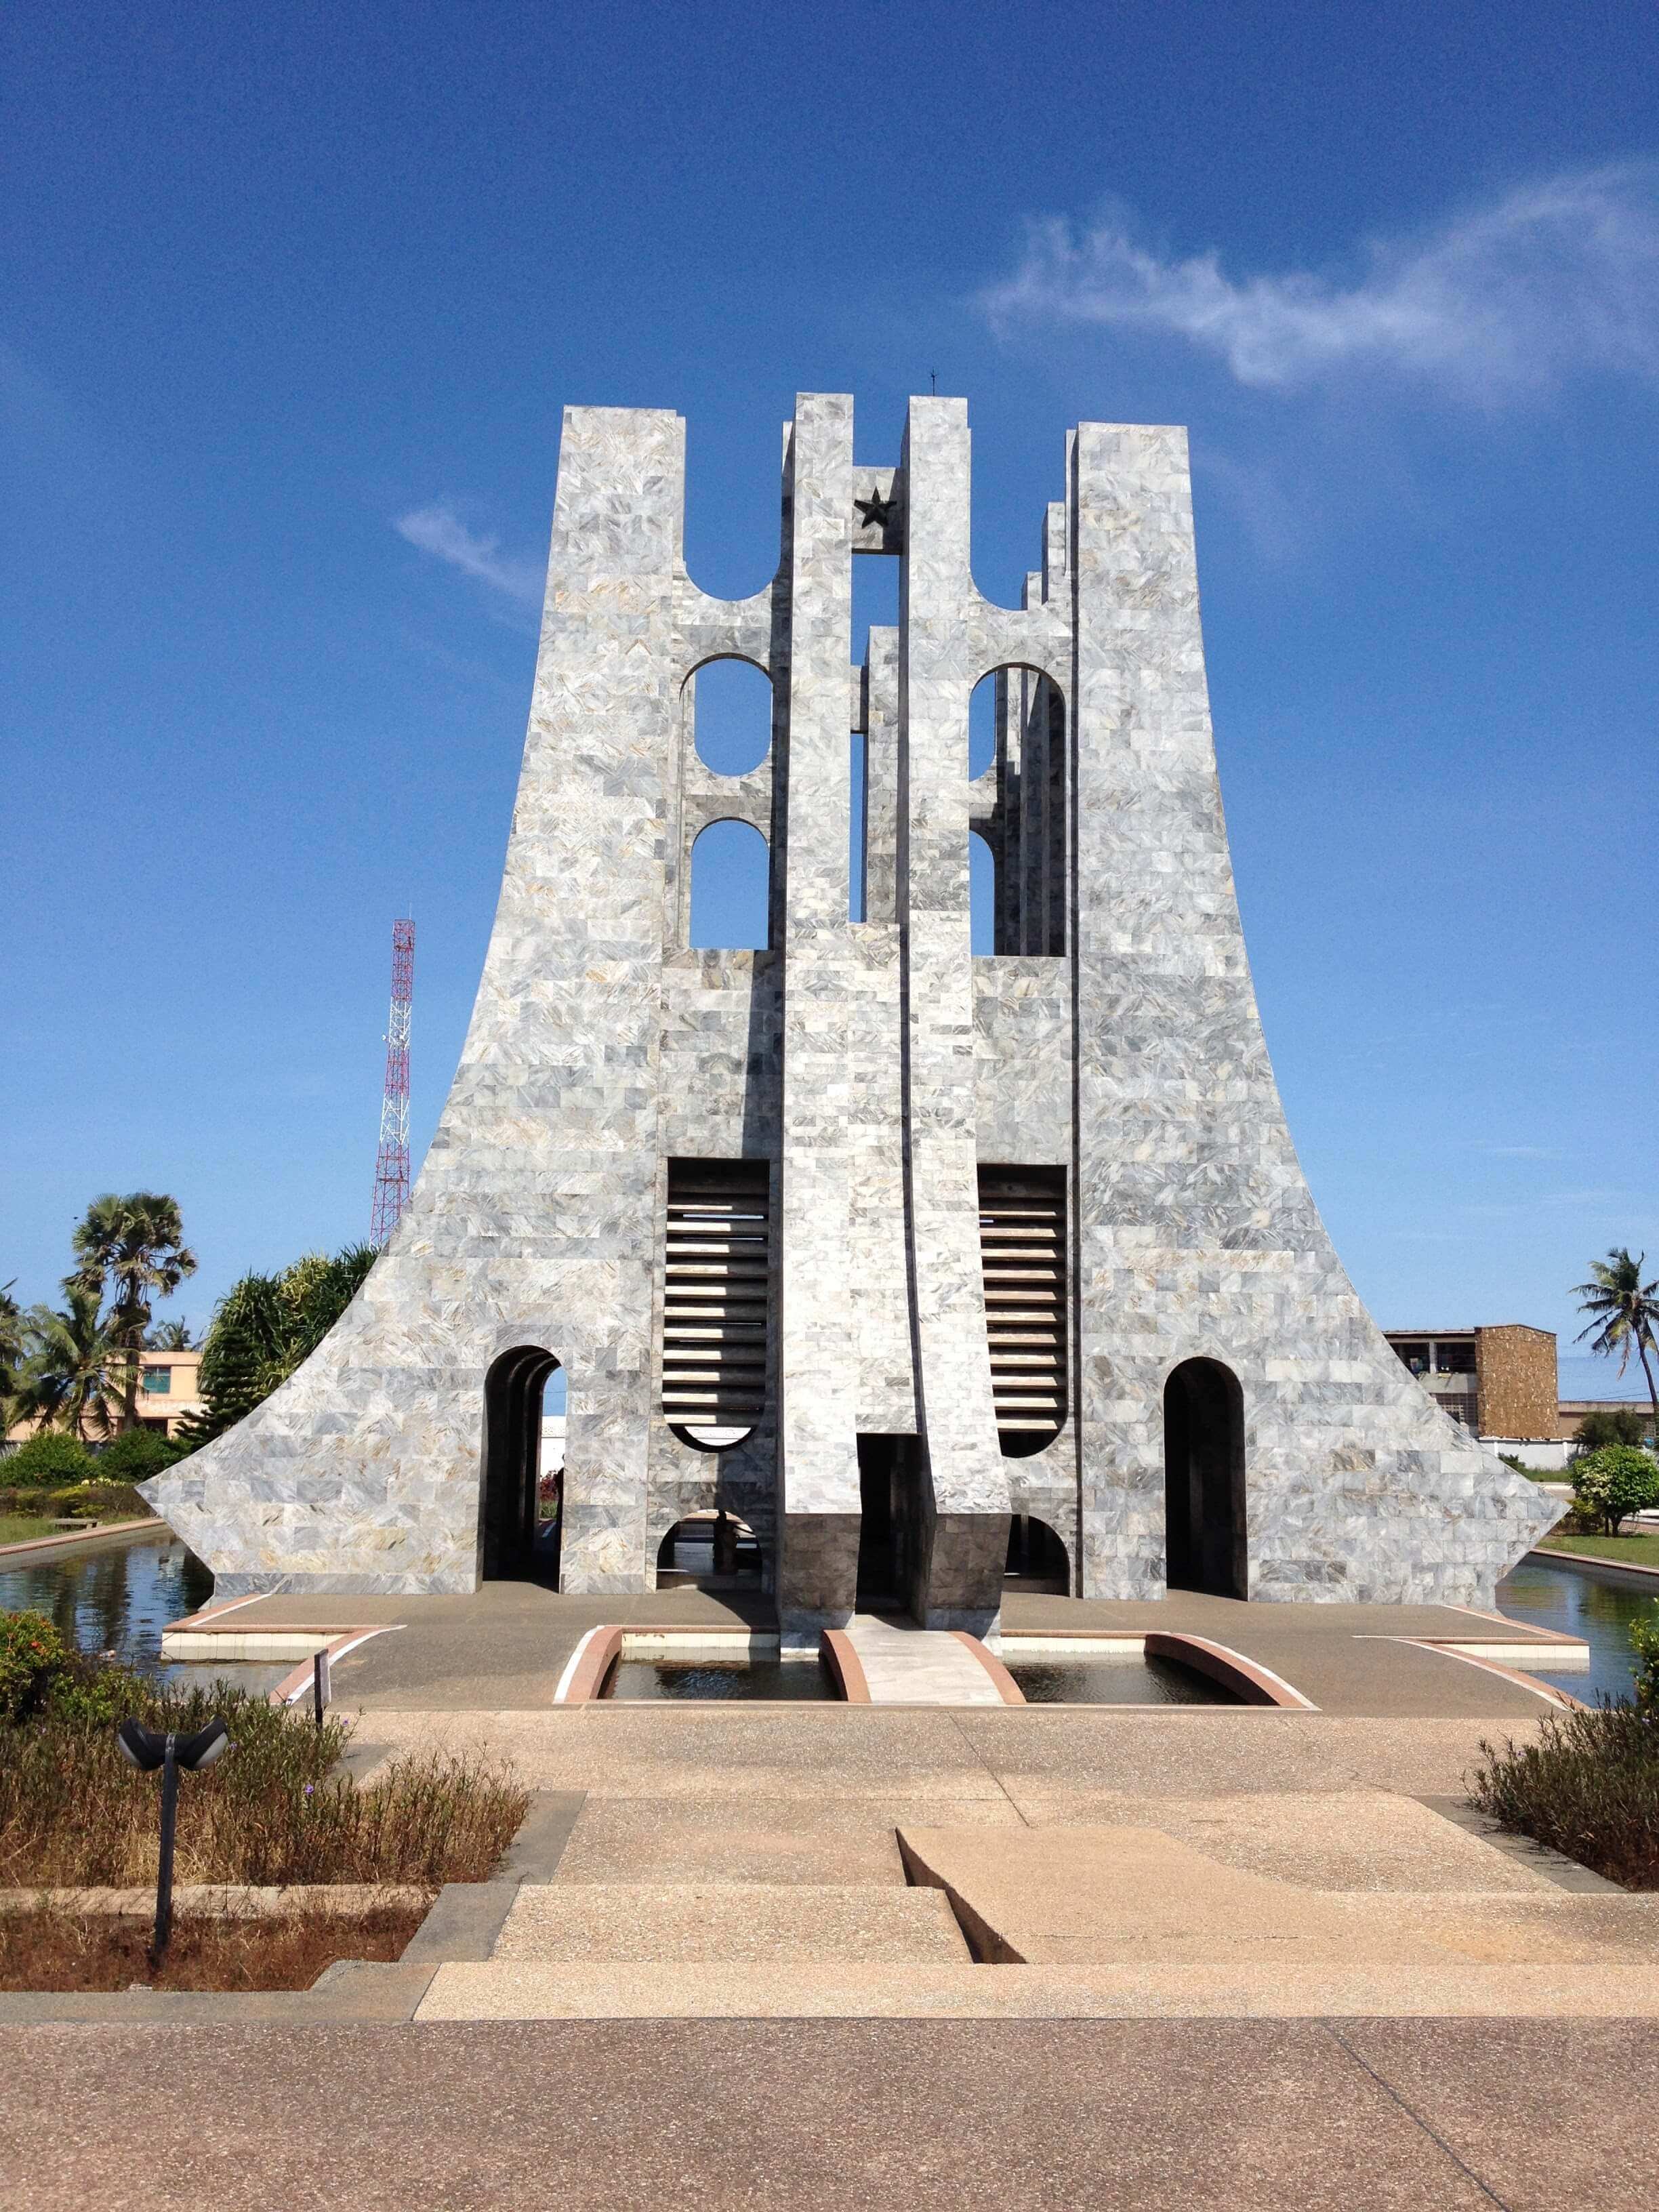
[661,1160,771,1425]
[978,1167,1067,1445]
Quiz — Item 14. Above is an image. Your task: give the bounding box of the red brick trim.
[947,1630,1025,1704]
[1144,1631,1317,1709]
[819,1630,872,1703]
[558,1625,627,1703]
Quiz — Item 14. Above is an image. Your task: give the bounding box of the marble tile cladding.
[143,395,1555,1618]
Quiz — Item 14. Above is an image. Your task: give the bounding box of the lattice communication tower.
[369,918,415,1246]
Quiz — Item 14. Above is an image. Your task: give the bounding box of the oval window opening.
[691,658,772,777]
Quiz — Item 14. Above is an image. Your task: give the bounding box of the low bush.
[5,1433,96,1488]
[91,1429,187,1483]
[1571,1446,1659,1537]
[0,1622,530,1887]
[1469,1702,1659,1887]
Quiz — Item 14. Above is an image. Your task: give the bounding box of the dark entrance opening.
[480,1345,562,1583]
[1005,1512,1069,1595]
[1164,1357,1247,1600]
[855,1435,919,1614]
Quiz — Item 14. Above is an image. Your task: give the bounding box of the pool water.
[1006,1654,1233,1705]
[0,1527,287,1696]
[1495,1555,1656,1704]
[606,1658,839,1702]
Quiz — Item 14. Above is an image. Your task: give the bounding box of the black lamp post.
[116,1718,230,1963]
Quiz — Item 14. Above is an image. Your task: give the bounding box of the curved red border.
[560,1624,626,1703]
[819,1630,872,1703]
[1144,1630,1316,1709]
[947,1630,1026,1704]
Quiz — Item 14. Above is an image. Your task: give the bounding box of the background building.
[3,1347,205,1455]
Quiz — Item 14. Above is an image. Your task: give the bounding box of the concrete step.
[840,1616,1008,1704]
[897,1825,1659,1968]
[415,1957,1659,2021]
[546,1797,914,1886]
[491,1882,972,1965]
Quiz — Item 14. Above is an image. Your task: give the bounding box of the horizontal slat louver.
[662,1161,770,1426]
[979,1168,1066,1445]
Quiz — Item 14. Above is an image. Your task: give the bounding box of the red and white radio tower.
[369,918,415,1246]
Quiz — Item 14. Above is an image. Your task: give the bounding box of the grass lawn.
[1540,1530,1659,1570]
[0,1514,72,1546]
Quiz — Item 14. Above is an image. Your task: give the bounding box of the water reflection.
[606,1659,837,1702]
[1007,1656,1230,1706]
[1496,1557,1655,1704]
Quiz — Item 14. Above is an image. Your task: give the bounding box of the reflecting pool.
[1495,1555,1656,1704]
[1006,1654,1232,1705]
[606,1658,839,1702]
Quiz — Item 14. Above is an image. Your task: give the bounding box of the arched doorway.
[655,1511,762,1589]
[480,1346,562,1582]
[1004,1513,1069,1595]
[1164,1357,1247,1599]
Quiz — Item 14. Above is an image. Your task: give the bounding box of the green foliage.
[0,1612,75,1724]
[1574,1246,1659,1449]
[144,1319,197,1351]
[92,1428,186,1483]
[1632,1603,1659,1720]
[1571,1446,1659,1538]
[14,1283,120,1440]
[5,1432,96,1488]
[1576,1407,1652,1452]
[183,1243,379,1446]
[70,1192,197,1433]
[1470,1702,1659,1887]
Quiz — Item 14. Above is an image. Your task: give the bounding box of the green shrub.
[49,1480,153,1522]
[1469,1702,1659,1887]
[1633,1603,1659,1720]
[1571,1446,1659,1537]
[91,1429,185,1483]
[5,1433,96,1488]
[0,1612,76,1724]
[1576,1408,1653,1452]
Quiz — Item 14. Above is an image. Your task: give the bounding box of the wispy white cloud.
[394,503,542,607]
[980,167,1659,396]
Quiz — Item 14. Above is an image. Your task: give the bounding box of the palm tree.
[70,1193,197,1433]
[0,1282,22,1427]
[1574,1247,1659,1450]
[15,1284,121,1439]
[146,1319,197,1351]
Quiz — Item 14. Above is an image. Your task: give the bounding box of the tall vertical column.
[898,396,1010,1633]
[775,392,863,1640]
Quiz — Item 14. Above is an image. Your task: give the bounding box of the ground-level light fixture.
[116,1719,231,1962]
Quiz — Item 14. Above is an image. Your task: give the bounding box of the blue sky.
[3,1,1655,1374]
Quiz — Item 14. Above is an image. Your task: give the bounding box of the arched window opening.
[689,819,770,950]
[967,667,1066,956]
[1005,1513,1069,1595]
[662,1159,769,1449]
[979,1166,1067,1456]
[1164,1357,1247,1600]
[480,1345,562,1584]
[689,657,772,776]
[968,832,996,957]
[656,1510,762,1589]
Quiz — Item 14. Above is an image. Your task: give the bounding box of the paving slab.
[841,1615,1006,1703]
[0,2020,1526,2211]
[414,1955,1659,2018]
[1004,1787,1563,1893]
[897,1824,1659,1969]
[492,1882,970,1964]
[550,1795,1019,1885]
[1338,2019,1659,2208]
[353,1706,1016,1798]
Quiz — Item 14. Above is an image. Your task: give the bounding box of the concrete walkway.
[15,2020,1654,2208]
[840,1614,1007,1704]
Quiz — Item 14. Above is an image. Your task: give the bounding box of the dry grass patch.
[0,1902,428,1992]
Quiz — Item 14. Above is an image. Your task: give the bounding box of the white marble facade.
[145,396,1557,1625]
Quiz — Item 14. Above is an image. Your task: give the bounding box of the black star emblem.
[854,491,895,531]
